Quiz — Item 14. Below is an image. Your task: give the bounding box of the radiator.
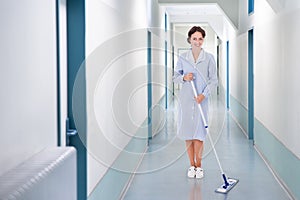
[0,147,77,200]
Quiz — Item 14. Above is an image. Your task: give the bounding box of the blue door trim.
[147,31,152,141]
[165,40,168,109]
[248,29,254,140]
[226,41,230,109]
[67,0,87,199]
[164,13,168,109]
[216,37,220,95]
[164,13,167,31]
[172,45,174,95]
[56,0,61,146]
[165,13,168,109]
[248,0,254,14]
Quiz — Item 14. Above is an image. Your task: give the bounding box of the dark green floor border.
[87,120,148,200]
[88,93,169,200]
[229,95,248,135]
[230,95,299,199]
[255,120,299,199]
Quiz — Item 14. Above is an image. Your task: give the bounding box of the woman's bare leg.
[185,140,195,167]
[193,140,204,168]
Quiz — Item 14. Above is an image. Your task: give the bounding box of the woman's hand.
[195,94,205,104]
[183,73,193,81]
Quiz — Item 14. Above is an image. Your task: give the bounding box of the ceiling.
[162,3,237,41]
[165,4,223,16]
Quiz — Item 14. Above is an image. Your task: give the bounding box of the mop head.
[215,178,239,194]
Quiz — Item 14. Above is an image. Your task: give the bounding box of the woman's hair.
[187,26,206,44]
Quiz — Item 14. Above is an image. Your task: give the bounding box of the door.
[226,41,230,109]
[147,30,152,141]
[66,0,87,199]
[248,29,254,140]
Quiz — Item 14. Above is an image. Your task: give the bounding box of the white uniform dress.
[173,49,218,141]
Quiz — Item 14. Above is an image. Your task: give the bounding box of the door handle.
[66,118,77,146]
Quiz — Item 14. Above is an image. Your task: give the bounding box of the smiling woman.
[173,26,218,179]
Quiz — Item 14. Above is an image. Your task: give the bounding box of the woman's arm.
[173,57,185,84]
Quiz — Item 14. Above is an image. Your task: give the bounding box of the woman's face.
[190,31,204,48]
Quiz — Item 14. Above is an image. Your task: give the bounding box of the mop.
[190,80,238,194]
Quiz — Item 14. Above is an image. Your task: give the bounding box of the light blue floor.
[123,95,291,200]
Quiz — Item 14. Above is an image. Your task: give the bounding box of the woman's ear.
[187,37,191,44]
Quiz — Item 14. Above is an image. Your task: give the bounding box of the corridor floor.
[122,94,292,200]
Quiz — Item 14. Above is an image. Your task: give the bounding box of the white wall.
[58,0,68,146]
[148,1,167,136]
[229,33,248,108]
[86,0,164,195]
[231,0,300,158]
[218,40,227,91]
[228,0,250,111]
[0,0,57,175]
[254,1,300,157]
[151,30,167,136]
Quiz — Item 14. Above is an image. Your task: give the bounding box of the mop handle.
[190,80,225,176]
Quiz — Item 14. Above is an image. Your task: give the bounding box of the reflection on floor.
[123,95,291,200]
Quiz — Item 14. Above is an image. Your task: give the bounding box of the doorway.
[248,29,254,140]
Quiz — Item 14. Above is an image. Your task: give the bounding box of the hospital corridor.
[0,0,299,200]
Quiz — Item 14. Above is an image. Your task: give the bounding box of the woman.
[173,26,218,179]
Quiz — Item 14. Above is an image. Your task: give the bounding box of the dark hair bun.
[187,26,206,44]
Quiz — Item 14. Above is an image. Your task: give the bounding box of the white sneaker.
[195,167,204,179]
[187,166,196,178]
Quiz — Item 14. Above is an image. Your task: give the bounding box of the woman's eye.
[193,38,203,41]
